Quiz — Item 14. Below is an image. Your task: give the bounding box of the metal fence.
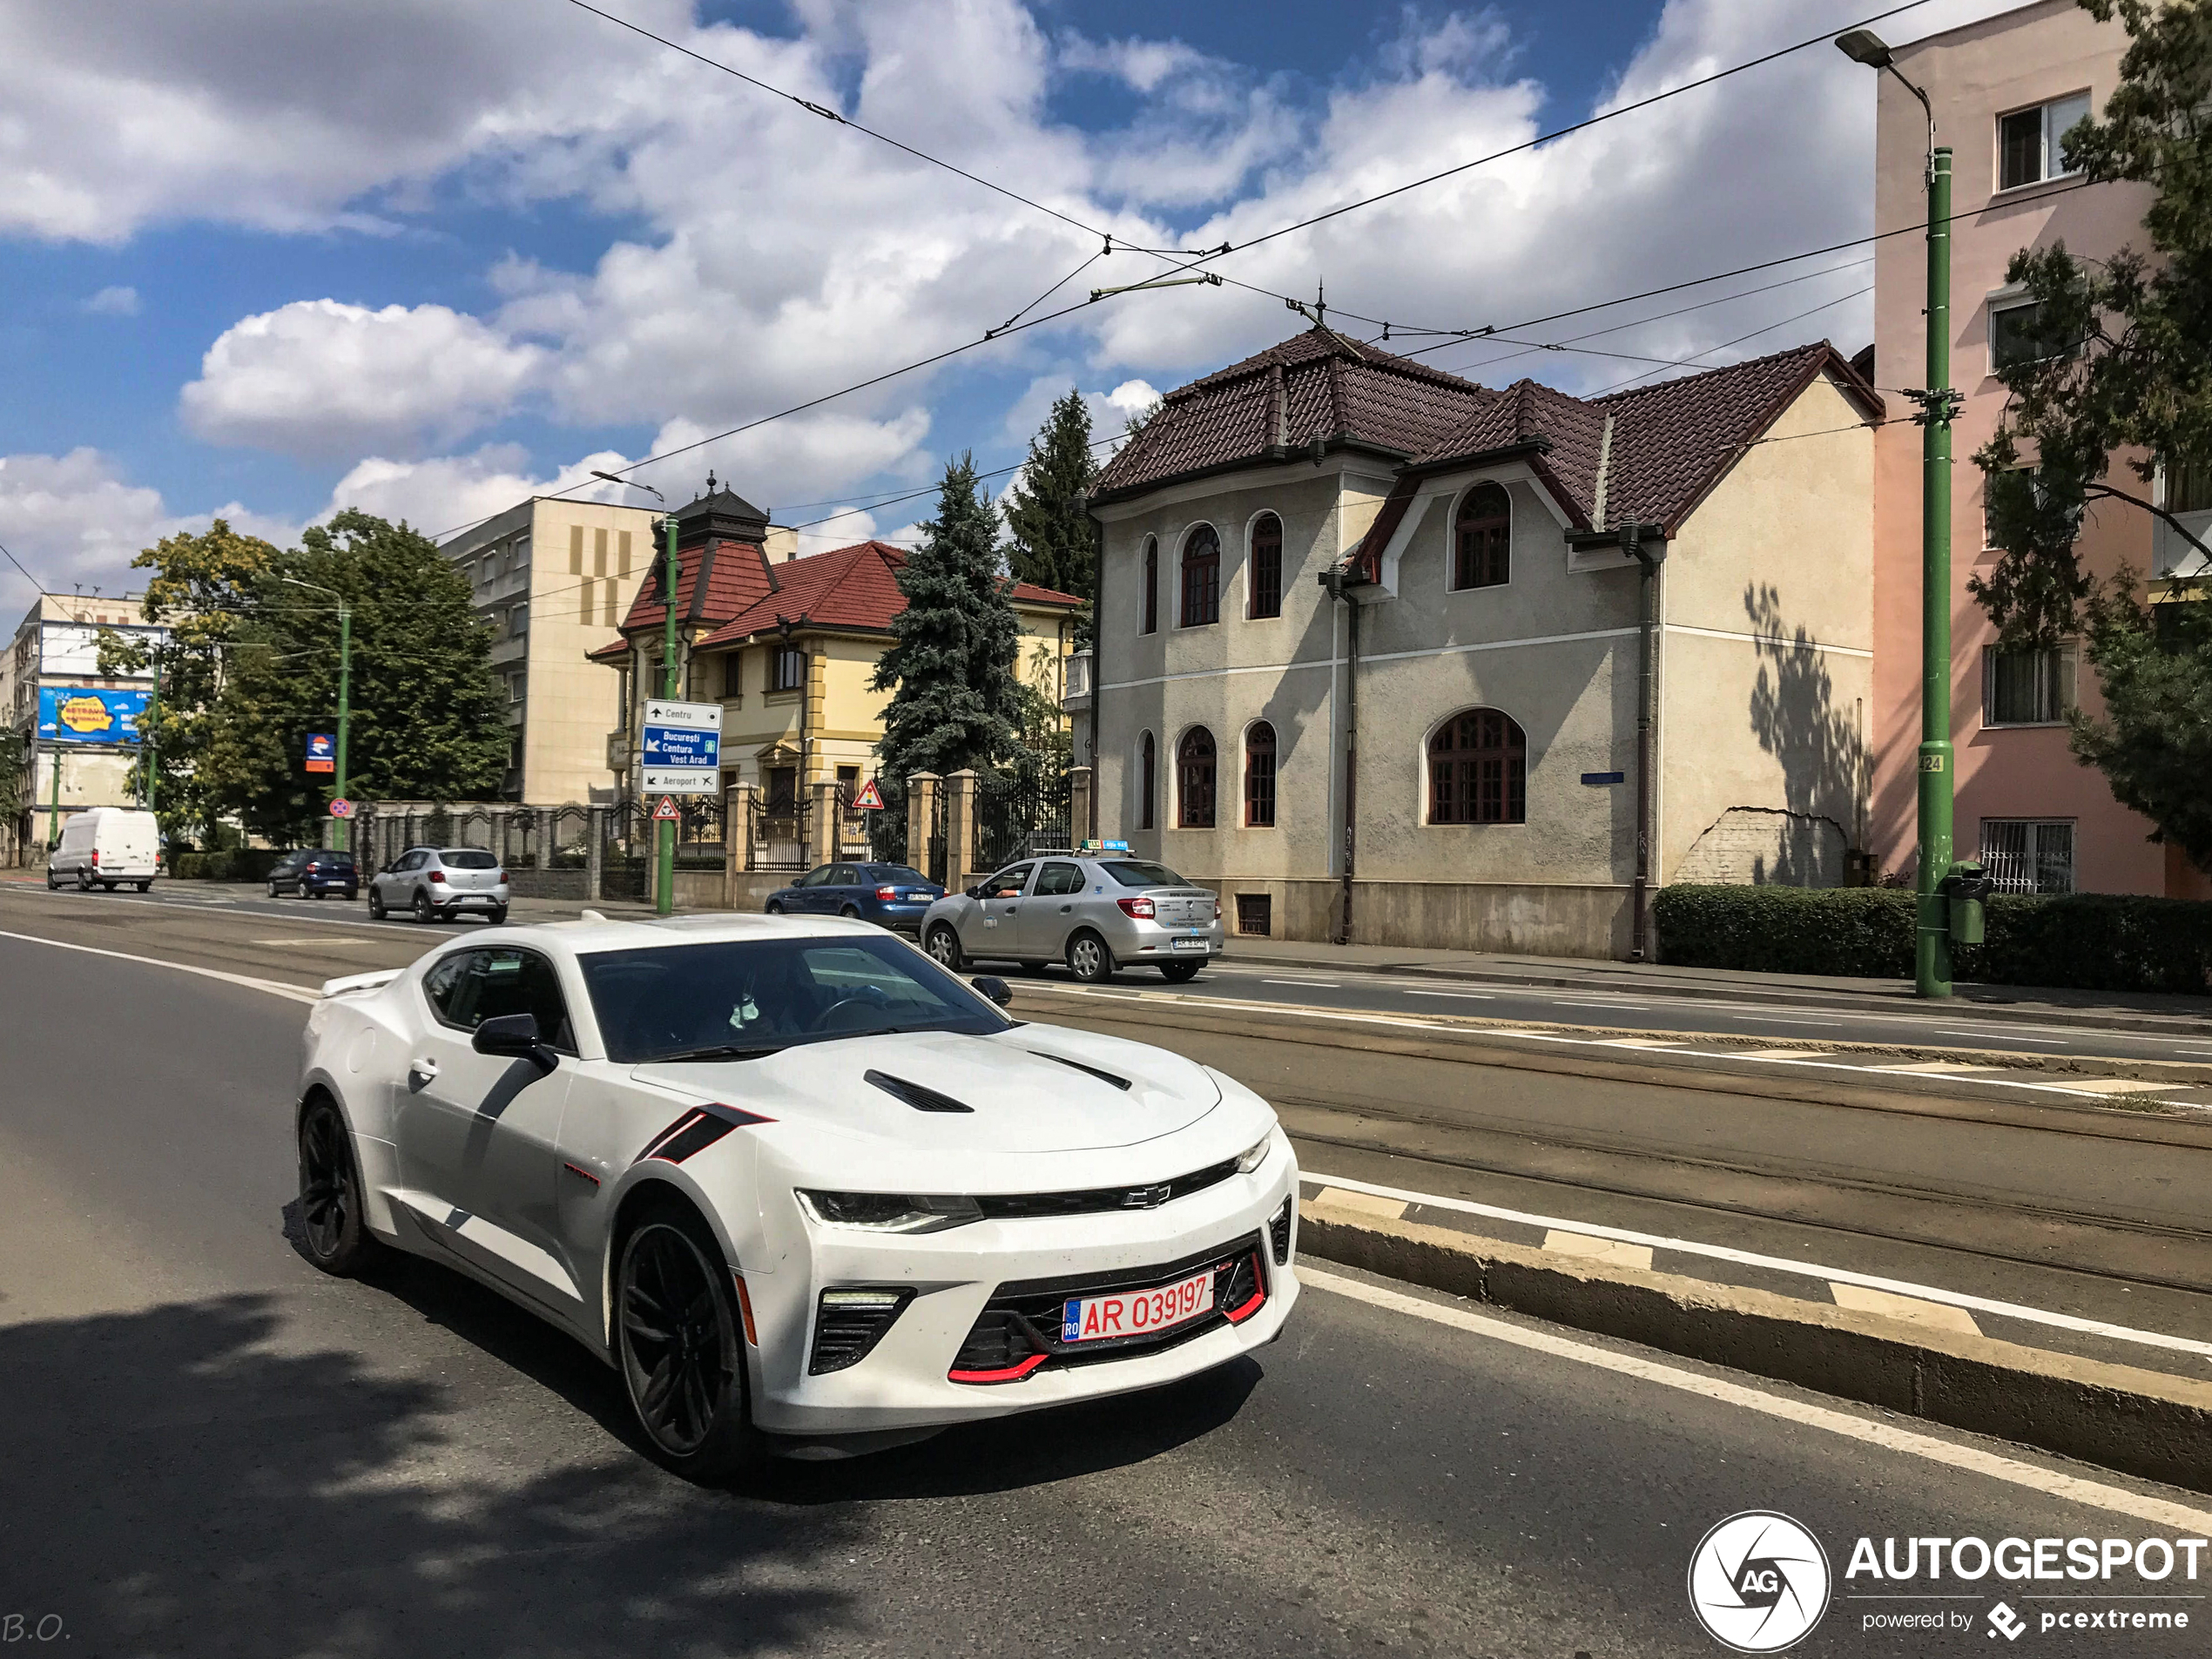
[974,769,1071,871]
[748,793,813,873]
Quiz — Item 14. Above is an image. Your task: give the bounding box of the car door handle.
[1058,904,1073,913]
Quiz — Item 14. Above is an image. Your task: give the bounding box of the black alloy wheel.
[926,924,963,971]
[413,890,433,924]
[297,1098,386,1276]
[764,900,784,914]
[1159,961,1203,983]
[1066,929,1115,984]
[616,1211,760,1482]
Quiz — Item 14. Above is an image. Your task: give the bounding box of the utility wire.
[1590,281,1877,395]
[0,536,51,597]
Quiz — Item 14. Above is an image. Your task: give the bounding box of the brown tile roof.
[1096,328,1494,499]
[617,531,776,636]
[691,541,1081,650]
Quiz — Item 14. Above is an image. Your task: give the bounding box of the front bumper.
[742,1143,1298,1437]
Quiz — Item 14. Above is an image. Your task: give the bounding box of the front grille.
[973,1157,1237,1221]
[808,1285,915,1374]
[949,1233,1268,1384]
[1269,1195,1294,1264]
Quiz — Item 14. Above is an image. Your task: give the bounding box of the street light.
[593,469,681,917]
[1838,28,1961,999]
[280,576,352,813]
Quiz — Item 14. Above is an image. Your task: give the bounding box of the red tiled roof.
[691,541,1082,649]
[618,531,776,636]
[1096,328,1494,499]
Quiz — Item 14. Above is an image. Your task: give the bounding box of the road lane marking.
[1312,1187,1410,1221]
[1301,1169,2212,1366]
[0,927,319,1003]
[1737,1049,1832,1060]
[12,885,460,935]
[1829,1283,1981,1336]
[1541,1230,1654,1271]
[1301,1267,2212,1530]
[1406,989,1496,1000]
[1264,978,1339,988]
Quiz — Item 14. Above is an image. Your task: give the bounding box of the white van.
[47,807,160,893]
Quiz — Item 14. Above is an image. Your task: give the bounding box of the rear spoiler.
[320,968,402,1000]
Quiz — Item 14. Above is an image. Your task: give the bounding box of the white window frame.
[1995,91,2092,192]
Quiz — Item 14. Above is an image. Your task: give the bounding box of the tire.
[413,891,433,924]
[489,906,509,925]
[614,1199,763,1485]
[1159,961,1203,983]
[926,924,964,971]
[764,900,784,915]
[78,868,93,892]
[45,869,57,890]
[368,888,386,921]
[296,1096,388,1277]
[101,880,116,892]
[268,881,280,899]
[1066,929,1116,984]
[135,881,151,894]
[840,904,861,920]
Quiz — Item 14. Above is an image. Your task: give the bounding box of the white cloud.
[321,445,635,543]
[80,285,139,316]
[179,300,544,460]
[0,448,298,597]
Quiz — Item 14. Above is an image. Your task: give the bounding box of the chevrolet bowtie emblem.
[1121,1184,1172,1209]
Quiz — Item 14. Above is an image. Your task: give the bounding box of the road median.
[1297,1195,2212,1494]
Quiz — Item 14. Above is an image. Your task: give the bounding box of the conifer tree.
[1001,387,1099,643]
[873,455,1022,786]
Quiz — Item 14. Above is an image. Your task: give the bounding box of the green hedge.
[1654,884,2212,995]
[169,848,287,883]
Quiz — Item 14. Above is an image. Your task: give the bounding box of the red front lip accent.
[948,1352,1049,1385]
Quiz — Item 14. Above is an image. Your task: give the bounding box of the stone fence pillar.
[945,768,979,896]
[724,781,756,908]
[808,779,839,870]
[907,772,940,875]
[1068,765,1093,848]
[586,806,605,902]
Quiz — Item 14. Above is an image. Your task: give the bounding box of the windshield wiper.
[651,1044,784,1063]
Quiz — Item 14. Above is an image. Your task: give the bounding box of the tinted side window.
[1037,861,1084,897]
[421,953,469,1021]
[984,864,1034,899]
[436,948,576,1050]
[829,865,860,887]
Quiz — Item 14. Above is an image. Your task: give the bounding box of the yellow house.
[591,483,1082,857]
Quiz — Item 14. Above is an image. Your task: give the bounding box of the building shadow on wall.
[1737,583,1863,886]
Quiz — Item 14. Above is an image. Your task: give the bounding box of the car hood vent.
[864,1069,974,1113]
[1030,1051,1130,1091]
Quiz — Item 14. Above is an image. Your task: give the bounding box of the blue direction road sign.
[641,698,723,795]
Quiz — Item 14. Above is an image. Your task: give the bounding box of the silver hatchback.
[921,854,1223,983]
[367,846,512,924]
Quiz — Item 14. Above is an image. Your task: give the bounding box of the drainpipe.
[1076,489,1101,839]
[1623,523,1666,960]
[1322,563,1360,946]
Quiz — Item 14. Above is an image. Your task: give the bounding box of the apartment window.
[1990,299,2051,372]
[1141,537,1159,635]
[1998,92,2091,192]
[1244,722,1277,827]
[724,651,744,698]
[1428,708,1527,825]
[1453,484,1512,590]
[2167,457,2212,516]
[507,671,526,705]
[1248,515,1283,619]
[1139,732,1157,830]
[1180,527,1220,626]
[507,603,528,637]
[1177,727,1217,827]
[770,646,806,692]
[1235,894,1272,937]
[1984,645,2071,726]
[1981,819,2075,894]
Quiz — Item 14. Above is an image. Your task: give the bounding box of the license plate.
[1062,1267,1216,1344]
[1170,937,1209,952]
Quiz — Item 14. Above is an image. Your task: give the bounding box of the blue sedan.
[762,861,944,933]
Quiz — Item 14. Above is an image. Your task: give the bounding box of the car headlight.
[797,1190,985,1233]
[1235,1133,1272,1174]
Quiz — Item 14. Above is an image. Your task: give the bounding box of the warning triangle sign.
[652,795,680,821]
[852,776,886,811]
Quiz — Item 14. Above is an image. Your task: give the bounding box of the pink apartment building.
[1871,0,2209,900]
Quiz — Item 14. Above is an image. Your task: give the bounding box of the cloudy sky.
[0,0,2026,599]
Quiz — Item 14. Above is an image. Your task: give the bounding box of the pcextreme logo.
[1688,1511,1832,1652]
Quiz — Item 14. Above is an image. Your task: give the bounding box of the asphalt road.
[3,927,2211,1657]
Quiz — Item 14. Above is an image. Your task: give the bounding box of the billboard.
[38,622,164,678]
[305,732,336,773]
[37,687,149,745]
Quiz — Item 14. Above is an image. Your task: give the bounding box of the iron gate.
[973,770,1071,872]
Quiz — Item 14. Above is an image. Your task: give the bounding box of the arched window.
[1428,709,1527,825]
[1181,526,1220,626]
[1244,722,1278,826]
[1248,514,1282,618]
[1177,727,1217,827]
[1141,536,1158,635]
[1453,483,1511,590]
[1139,732,1157,830]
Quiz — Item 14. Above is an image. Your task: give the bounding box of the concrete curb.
[1298,1198,2212,1494]
[1221,946,2212,1038]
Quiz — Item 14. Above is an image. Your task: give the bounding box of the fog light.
[1270,1196,1294,1264]
[808,1286,915,1374]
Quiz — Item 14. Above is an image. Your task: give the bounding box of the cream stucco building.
[1084,327,1883,959]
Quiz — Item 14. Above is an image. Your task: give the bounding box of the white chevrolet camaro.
[296,913,1299,1479]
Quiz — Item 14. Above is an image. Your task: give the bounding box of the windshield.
[442,849,499,869]
[309,851,354,867]
[1103,860,1189,888]
[579,934,1008,1063]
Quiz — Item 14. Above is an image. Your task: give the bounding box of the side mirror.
[965,884,986,900]
[971,975,1013,1008]
[474,1012,557,1075]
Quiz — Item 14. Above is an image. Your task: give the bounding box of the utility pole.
[1838,29,1963,999]
[591,469,678,916]
[280,577,354,821]
[144,647,159,817]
